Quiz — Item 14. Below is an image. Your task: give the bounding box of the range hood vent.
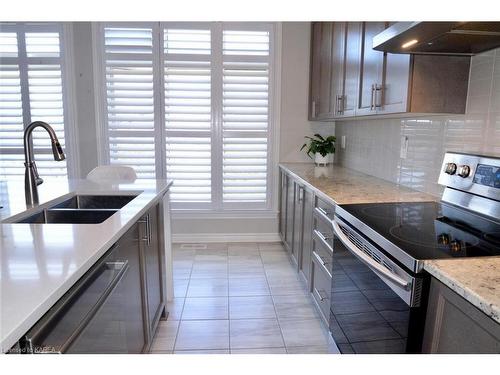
[373,22,500,55]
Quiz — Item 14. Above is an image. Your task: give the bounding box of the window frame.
[0,22,79,180]
[92,22,281,214]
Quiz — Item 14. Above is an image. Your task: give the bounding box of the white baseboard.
[172,232,281,243]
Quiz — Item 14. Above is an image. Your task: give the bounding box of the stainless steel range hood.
[373,22,500,55]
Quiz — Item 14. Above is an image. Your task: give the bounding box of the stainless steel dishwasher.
[19,245,131,354]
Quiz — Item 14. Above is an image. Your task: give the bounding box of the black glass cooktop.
[336,201,500,264]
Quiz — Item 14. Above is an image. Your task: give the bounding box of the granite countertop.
[0,178,172,352]
[424,258,500,324]
[279,162,437,205]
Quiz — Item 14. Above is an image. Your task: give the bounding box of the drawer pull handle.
[316,206,332,217]
[314,287,329,302]
[313,229,333,253]
[314,251,329,266]
[314,206,334,225]
[313,251,333,278]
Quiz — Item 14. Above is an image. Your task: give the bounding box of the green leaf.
[313,133,325,141]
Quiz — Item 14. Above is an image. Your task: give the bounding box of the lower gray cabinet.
[299,186,313,283]
[138,204,165,347]
[422,277,500,353]
[285,173,295,253]
[113,222,148,353]
[279,166,327,291]
[279,170,287,241]
[291,182,304,266]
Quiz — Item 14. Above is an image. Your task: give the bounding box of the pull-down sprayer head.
[23,121,66,205]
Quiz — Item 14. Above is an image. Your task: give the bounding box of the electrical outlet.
[400,136,409,159]
[341,136,346,149]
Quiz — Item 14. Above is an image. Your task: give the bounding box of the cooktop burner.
[337,201,500,263]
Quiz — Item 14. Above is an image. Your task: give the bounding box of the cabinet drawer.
[314,196,335,223]
[313,212,334,250]
[312,240,333,278]
[311,254,332,322]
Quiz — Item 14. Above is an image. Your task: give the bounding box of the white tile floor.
[149,242,338,354]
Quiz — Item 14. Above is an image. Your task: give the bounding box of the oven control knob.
[450,240,462,252]
[457,165,471,178]
[444,162,457,175]
[437,233,450,245]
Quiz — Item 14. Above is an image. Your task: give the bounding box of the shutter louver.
[164,28,212,205]
[103,27,156,179]
[0,26,68,180]
[0,63,24,177]
[222,30,270,205]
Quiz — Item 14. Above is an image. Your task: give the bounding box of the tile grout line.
[171,251,193,351]
[258,242,288,353]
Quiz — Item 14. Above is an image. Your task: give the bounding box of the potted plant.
[300,134,336,165]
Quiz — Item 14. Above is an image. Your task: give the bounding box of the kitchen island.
[0,178,173,353]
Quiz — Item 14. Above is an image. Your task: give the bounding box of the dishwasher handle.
[23,259,129,354]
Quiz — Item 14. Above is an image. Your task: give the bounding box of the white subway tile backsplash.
[335,48,500,197]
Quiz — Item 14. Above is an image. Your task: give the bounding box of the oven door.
[329,215,428,354]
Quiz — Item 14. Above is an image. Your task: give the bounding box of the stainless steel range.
[328,152,500,353]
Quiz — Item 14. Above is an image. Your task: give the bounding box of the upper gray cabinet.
[309,22,471,120]
[357,22,388,115]
[330,22,362,118]
[309,22,335,120]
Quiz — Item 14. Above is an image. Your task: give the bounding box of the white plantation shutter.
[101,26,157,179]
[163,28,212,206]
[222,28,271,207]
[0,24,70,180]
[97,22,275,211]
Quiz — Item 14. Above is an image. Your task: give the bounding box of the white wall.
[279,22,334,163]
[335,48,500,197]
[70,22,99,178]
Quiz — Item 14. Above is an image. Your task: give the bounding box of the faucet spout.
[24,121,66,206]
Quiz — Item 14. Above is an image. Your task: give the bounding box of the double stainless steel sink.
[14,194,138,224]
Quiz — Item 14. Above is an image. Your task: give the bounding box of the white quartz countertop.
[0,178,172,352]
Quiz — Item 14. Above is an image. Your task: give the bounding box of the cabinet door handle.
[139,214,150,245]
[311,100,317,118]
[374,84,383,108]
[370,84,375,110]
[298,186,304,202]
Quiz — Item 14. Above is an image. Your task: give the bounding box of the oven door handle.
[332,220,410,290]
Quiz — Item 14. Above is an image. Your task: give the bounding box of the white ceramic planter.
[314,153,334,166]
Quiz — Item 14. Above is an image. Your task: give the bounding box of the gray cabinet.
[309,22,334,120]
[279,170,287,241]
[285,173,295,253]
[113,222,148,353]
[291,182,304,266]
[299,187,313,283]
[309,21,471,120]
[422,278,500,353]
[330,22,346,117]
[138,204,165,347]
[341,22,361,117]
[357,22,387,116]
[279,168,314,284]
